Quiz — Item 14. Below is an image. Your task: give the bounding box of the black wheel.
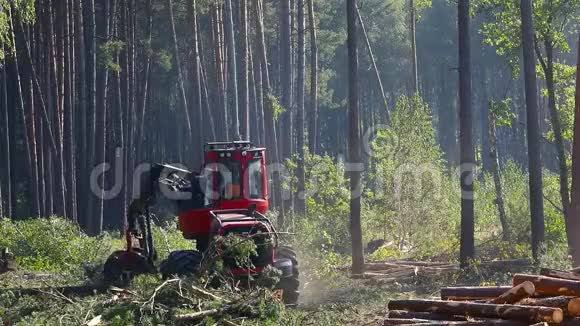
[103,250,153,286]
[274,246,300,305]
[159,250,203,279]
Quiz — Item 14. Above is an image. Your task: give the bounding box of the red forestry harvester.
[103,141,299,304]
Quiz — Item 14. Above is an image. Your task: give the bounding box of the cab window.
[246,159,263,199]
[217,159,242,199]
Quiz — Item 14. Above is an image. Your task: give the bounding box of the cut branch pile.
[349,259,530,281]
[0,276,282,325]
[385,268,580,325]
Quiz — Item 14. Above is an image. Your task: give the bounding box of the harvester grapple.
[102,141,299,304]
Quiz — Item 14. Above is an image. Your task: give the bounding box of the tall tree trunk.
[536,39,572,249]
[116,0,127,229]
[280,0,293,214]
[410,0,418,94]
[253,0,284,225]
[295,0,306,215]
[166,0,192,141]
[199,47,217,141]
[64,0,77,221]
[46,0,67,219]
[347,0,364,275]
[137,0,152,165]
[16,19,58,155]
[251,46,265,147]
[569,32,580,266]
[9,7,36,217]
[521,0,545,260]
[212,6,228,140]
[307,0,318,154]
[89,0,111,235]
[356,7,390,123]
[249,46,260,144]
[189,0,203,168]
[481,67,492,173]
[458,0,474,267]
[489,105,509,241]
[75,0,87,223]
[224,0,240,139]
[20,24,39,218]
[280,0,292,159]
[127,0,137,212]
[18,16,61,217]
[1,56,10,218]
[239,0,249,140]
[27,66,40,218]
[85,0,97,230]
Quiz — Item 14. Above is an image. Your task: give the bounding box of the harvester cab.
[103,141,299,304]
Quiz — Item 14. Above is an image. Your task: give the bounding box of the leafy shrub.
[0,217,197,273]
[290,94,570,265]
[0,217,120,272]
[367,95,460,258]
[298,152,352,253]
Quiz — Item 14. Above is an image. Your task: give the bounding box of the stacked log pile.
[385,268,580,325]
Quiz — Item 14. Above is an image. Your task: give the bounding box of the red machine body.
[177,142,269,240]
[104,141,300,304]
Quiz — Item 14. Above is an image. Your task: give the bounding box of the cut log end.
[553,309,564,323]
[569,298,580,317]
[487,281,535,304]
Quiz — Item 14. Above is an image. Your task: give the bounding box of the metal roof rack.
[205,141,253,151]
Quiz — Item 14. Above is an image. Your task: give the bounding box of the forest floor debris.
[342,258,531,283]
[0,274,285,325]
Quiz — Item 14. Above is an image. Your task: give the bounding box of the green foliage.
[0,217,120,272]
[368,95,458,258]
[220,233,259,269]
[98,40,126,75]
[0,0,35,59]
[151,220,194,260]
[267,94,285,120]
[291,93,571,265]
[298,152,351,253]
[538,63,577,141]
[474,161,568,260]
[414,0,433,20]
[0,217,198,273]
[368,245,403,261]
[477,0,580,75]
[489,98,514,127]
[154,48,173,72]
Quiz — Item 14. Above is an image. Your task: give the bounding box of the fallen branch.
[191,285,225,302]
[174,301,256,324]
[143,278,180,311]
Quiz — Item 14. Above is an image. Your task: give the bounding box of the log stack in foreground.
[385,268,580,325]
